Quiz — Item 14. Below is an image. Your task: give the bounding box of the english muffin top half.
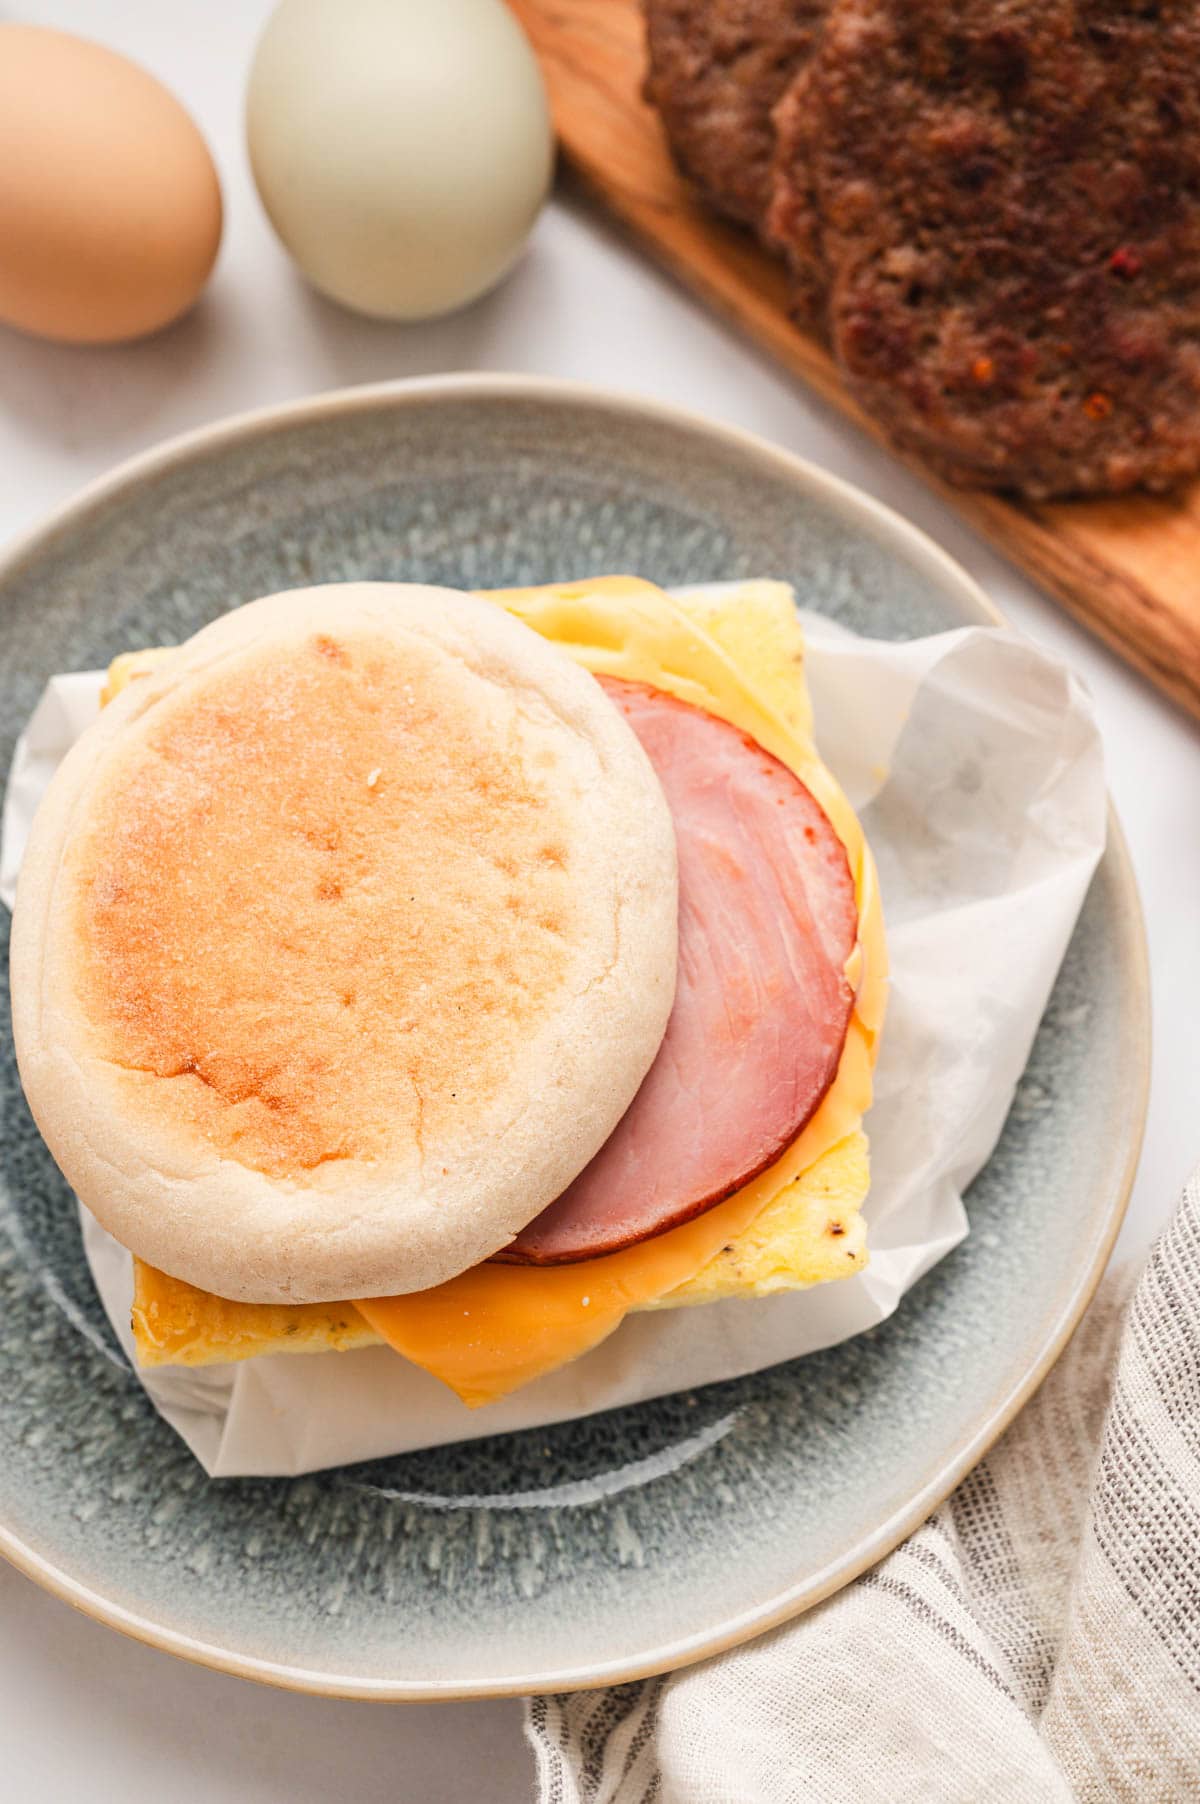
[11,584,678,1304]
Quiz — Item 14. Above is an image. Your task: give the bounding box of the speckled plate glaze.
[0,376,1147,1699]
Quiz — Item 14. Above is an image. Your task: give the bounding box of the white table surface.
[5,3,1199,1798]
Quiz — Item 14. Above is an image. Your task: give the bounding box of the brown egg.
[0,25,222,345]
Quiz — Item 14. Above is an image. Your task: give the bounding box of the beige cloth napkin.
[525,1169,1200,1803]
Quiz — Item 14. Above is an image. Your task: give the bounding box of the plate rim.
[0,371,1150,1700]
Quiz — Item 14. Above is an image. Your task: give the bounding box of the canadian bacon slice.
[499,677,858,1266]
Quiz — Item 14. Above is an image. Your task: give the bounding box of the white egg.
[246,0,553,322]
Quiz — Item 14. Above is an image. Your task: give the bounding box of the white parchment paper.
[1,606,1106,1476]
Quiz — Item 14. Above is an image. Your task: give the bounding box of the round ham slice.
[497,677,858,1267]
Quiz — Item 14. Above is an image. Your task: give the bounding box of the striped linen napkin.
[526,1168,1200,1803]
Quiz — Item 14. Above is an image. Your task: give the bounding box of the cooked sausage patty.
[769,0,1200,497]
[643,0,828,238]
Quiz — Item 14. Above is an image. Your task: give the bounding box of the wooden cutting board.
[510,0,1200,722]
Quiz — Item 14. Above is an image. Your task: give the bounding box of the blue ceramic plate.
[0,377,1147,1698]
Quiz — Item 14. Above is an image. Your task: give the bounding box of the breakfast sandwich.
[11,575,886,1407]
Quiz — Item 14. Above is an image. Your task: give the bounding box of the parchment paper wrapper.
[1,605,1106,1476]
